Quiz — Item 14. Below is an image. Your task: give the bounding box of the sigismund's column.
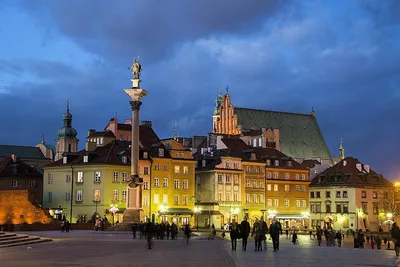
[122,56,147,223]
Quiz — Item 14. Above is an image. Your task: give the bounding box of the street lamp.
[109,204,119,226]
[194,206,201,230]
[230,207,239,223]
[159,203,169,223]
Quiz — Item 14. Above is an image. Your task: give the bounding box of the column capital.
[130,100,142,111]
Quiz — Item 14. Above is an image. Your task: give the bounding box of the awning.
[276,214,305,219]
[199,211,223,216]
[159,208,193,215]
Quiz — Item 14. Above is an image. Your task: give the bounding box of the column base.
[122,208,144,223]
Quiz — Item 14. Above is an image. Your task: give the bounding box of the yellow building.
[150,139,196,226]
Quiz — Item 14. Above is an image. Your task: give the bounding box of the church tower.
[55,100,79,161]
[212,88,223,133]
[339,138,345,160]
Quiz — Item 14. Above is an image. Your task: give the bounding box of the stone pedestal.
[122,209,143,223]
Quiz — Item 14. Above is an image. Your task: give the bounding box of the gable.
[234,107,332,161]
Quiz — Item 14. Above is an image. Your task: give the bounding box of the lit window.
[158,148,164,157]
[273,172,278,179]
[83,155,88,163]
[273,184,278,191]
[296,200,300,208]
[285,199,289,207]
[174,179,180,189]
[183,180,188,189]
[302,200,307,208]
[154,178,160,188]
[174,165,180,174]
[122,156,127,164]
[301,174,306,180]
[284,173,289,179]
[93,189,101,201]
[259,194,265,203]
[63,157,67,164]
[143,196,149,206]
[154,194,159,204]
[284,185,290,192]
[77,172,83,183]
[267,184,272,191]
[246,194,250,203]
[122,190,127,201]
[112,190,119,201]
[143,152,148,159]
[183,166,189,174]
[182,195,188,205]
[163,178,168,188]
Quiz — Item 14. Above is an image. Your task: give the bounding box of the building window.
[295,174,299,180]
[284,185,290,192]
[287,161,292,167]
[326,191,331,198]
[246,194,250,203]
[274,160,279,167]
[144,167,149,175]
[273,172,278,179]
[182,195,188,206]
[143,181,149,190]
[326,203,331,213]
[183,180,188,190]
[154,194,159,204]
[94,171,101,183]
[112,190,119,201]
[217,175,223,183]
[143,196,149,206]
[373,202,379,214]
[373,191,378,199]
[252,194,258,203]
[93,189,101,201]
[301,185,306,192]
[77,172,83,183]
[296,200,300,208]
[174,165,180,174]
[295,185,300,192]
[343,204,349,213]
[246,179,250,187]
[174,195,179,205]
[158,148,164,157]
[164,164,168,171]
[310,191,315,198]
[336,191,341,198]
[113,171,119,182]
[285,199,289,207]
[260,194,265,203]
[302,200,306,208]
[66,174,71,183]
[316,192,321,198]
[246,166,251,172]
[267,199,272,207]
[259,180,264,188]
[121,172,128,182]
[267,184,272,191]
[225,193,231,201]
[48,173,54,184]
[267,172,272,178]
[28,180,36,188]
[163,194,168,204]
[273,184,278,191]
[143,152,148,159]
[63,156,67,164]
[47,192,53,203]
[83,155,88,163]
[274,199,279,207]
[266,160,271,166]
[76,190,83,202]
[233,163,239,169]
[233,175,239,184]
[122,156,127,164]
[225,161,230,168]
[163,178,168,188]
[252,179,258,188]
[343,191,348,198]
[301,174,306,180]
[65,192,70,201]
[234,192,239,202]
[226,175,231,183]
[183,166,189,174]
[154,178,160,188]
[336,203,342,213]
[217,192,222,201]
[174,179,180,189]
[361,191,367,198]
[122,190,127,201]
[362,202,368,214]
[154,164,160,170]
[284,173,289,179]
[202,160,206,168]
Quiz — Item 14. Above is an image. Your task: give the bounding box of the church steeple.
[55,100,79,161]
[339,138,345,160]
[173,120,179,141]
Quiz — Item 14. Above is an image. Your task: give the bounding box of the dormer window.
[266,159,271,166]
[250,153,256,160]
[122,156,127,164]
[287,161,292,167]
[63,156,67,164]
[274,160,279,167]
[202,160,206,167]
[83,156,88,163]
[143,152,148,159]
[158,148,164,157]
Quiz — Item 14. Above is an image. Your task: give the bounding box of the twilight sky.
[0,0,399,179]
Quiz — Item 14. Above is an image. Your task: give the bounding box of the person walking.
[184,224,192,245]
[240,217,251,251]
[292,230,298,245]
[391,222,400,256]
[208,224,217,240]
[145,219,154,249]
[260,216,268,250]
[132,223,137,239]
[229,219,240,251]
[269,216,282,252]
[252,218,263,251]
[316,227,322,246]
[336,230,342,247]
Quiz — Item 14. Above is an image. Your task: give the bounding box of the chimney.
[140,120,152,128]
[125,119,132,125]
[11,154,17,162]
[356,163,362,172]
[87,129,96,137]
[364,164,370,173]
[85,141,97,152]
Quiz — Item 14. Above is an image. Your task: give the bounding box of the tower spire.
[66,99,69,112]
[339,138,345,160]
[41,134,45,144]
[173,120,179,140]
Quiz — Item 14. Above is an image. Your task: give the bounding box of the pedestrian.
[251,218,263,251]
[61,220,65,233]
[65,220,70,233]
[358,229,365,249]
[240,217,250,251]
[229,219,240,251]
[145,219,154,249]
[269,216,282,252]
[184,224,192,245]
[391,222,400,256]
[132,223,137,239]
[260,216,268,250]
[292,230,298,245]
[336,230,342,247]
[375,235,382,250]
[316,227,322,246]
[166,222,171,240]
[208,224,217,240]
[371,236,375,249]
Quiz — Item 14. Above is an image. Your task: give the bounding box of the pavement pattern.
[0,231,398,267]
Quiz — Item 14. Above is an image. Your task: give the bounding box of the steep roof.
[234,107,332,161]
[300,159,321,169]
[310,157,392,188]
[0,145,47,160]
[0,157,42,178]
[220,138,250,150]
[88,130,116,138]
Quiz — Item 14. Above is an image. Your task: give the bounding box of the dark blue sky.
[0,0,399,179]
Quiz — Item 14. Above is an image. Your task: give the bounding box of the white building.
[309,157,392,232]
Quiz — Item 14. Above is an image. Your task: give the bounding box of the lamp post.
[159,203,169,223]
[110,204,119,226]
[194,206,201,230]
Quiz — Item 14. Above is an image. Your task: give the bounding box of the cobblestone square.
[0,231,398,267]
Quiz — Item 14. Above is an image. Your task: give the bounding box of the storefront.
[157,208,194,227]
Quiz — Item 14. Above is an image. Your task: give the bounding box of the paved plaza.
[0,231,398,267]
